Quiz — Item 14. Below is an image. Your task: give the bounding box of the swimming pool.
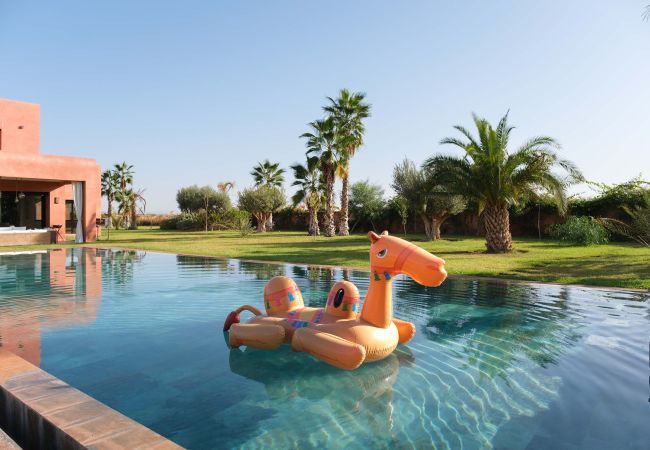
[0,248,648,449]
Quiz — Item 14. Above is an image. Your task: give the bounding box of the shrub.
[160,216,179,230]
[548,216,608,245]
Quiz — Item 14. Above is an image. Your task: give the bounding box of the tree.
[392,159,466,241]
[101,169,119,229]
[115,188,146,230]
[238,186,285,232]
[301,117,340,237]
[349,180,385,232]
[291,156,323,236]
[176,185,231,213]
[251,160,285,230]
[425,112,581,252]
[324,89,371,236]
[251,160,285,187]
[113,162,134,193]
[390,195,409,235]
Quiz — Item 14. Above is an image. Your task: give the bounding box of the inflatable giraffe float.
[223,231,447,369]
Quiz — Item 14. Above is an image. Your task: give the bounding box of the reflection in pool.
[0,248,648,449]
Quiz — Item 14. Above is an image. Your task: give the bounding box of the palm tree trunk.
[308,207,320,236]
[483,204,513,252]
[107,196,113,229]
[323,167,335,237]
[130,207,137,230]
[338,174,350,236]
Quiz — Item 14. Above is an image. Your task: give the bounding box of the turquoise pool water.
[0,248,648,449]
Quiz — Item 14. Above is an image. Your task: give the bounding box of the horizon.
[2,1,649,213]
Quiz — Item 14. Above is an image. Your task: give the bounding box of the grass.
[3,228,649,290]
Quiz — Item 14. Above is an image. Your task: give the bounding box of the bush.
[548,216,608,245]
[160,216,179,230]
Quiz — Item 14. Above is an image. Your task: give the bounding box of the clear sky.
[2,1,649,213]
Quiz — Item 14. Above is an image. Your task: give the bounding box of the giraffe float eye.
[377,249,388,258]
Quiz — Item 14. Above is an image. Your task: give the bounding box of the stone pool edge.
[0,350,183,450]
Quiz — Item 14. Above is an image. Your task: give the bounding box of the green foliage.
[600,193,650,247]
[549,216,609,245]
[426,112,582,215]
[392,158,466,240]
[160,208,253,234]
[290,156,323,210]
[251,160,285,187]
[349,180,385,230]
[572,177,650,217]
[389,196,409,235]
[237,186,285,232]
[176,185,231,213]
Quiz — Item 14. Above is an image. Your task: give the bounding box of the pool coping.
[0,350,183,450]
[85,245,650,294]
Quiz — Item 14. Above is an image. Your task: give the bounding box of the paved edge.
[0,350,184,450]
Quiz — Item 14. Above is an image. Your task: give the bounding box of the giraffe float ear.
[381,231,389,236]
[368,231,380,243]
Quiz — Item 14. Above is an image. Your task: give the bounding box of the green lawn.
[3,228,648,290]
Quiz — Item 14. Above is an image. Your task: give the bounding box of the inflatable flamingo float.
[223,231,447,369]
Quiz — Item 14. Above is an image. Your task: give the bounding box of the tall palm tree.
[301,117,340,237]
[113,162,134,193]
[101,169,119,229]
[251,160,285,187]
[324,89,371,235]
[425,112,581,252]
[291,156,323,236]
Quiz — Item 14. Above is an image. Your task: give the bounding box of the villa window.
[0,191,47,228]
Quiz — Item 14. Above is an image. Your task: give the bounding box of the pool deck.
[0,350,183,450]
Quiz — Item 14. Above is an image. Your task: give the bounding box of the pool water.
[0,248,648,449]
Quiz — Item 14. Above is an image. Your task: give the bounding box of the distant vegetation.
[101,162,145,230]
[103,90,648,255]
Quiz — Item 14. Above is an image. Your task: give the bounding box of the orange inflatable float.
[223,231,447,369]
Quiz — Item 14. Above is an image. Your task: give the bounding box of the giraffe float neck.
[360,267,394,328]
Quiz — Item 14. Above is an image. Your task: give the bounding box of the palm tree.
[101,169,119,229]
[324,89,371,235]
[425,112,581,252]
[113,162,134,193]
[300,117,340,237]
[217,181,235,193]
[251,160,284,230]
[251,160,285,187]
[116,188,146,230]
[291,156,323,236]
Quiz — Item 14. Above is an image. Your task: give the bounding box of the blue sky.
[2,1,649,213]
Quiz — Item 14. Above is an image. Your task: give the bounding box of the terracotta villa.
[0,99,101,245]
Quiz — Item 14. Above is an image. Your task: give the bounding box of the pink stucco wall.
[0,99,101,242]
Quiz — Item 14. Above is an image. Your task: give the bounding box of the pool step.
[0,350,183,450]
